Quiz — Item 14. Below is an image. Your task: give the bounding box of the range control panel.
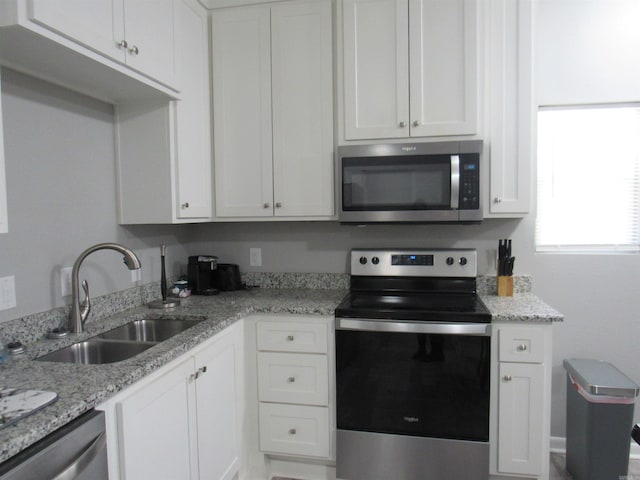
[351,249,477,278]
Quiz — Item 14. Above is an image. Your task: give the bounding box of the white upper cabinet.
[29,0,177,88]
[485,0,533,216]
[212,6,273,218]
[341,0,479,141]
[212,0,334,220]
[116,0,212,224]
[0,0,178,101]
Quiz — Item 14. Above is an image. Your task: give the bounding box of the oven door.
[335,318,491,480]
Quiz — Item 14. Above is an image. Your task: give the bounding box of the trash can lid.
[564,358,640,398]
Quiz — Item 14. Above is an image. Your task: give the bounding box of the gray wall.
[0,69,193,323]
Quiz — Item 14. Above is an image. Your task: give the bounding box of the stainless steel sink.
[98,318,202,343]
[37,338,154,364]
[37,318,203,364]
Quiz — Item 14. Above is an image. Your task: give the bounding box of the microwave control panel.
[459,154,480,210]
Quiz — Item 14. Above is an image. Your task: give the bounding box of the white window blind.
[536,105,640,252]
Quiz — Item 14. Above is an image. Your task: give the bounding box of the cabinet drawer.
[258,352,328,405]
[259,403,329,458]
[499,326,546,363]
[257,321,328,353]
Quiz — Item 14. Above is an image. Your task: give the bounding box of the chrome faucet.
[70,243,142,333]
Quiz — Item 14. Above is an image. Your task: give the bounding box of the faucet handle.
[80,280,91,326]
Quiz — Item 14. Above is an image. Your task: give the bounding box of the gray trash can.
[564,358,639,480]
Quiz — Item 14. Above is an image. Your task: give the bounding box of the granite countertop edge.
[0,287,561,464]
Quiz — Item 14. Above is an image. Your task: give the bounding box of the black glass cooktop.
[335,292,491,323]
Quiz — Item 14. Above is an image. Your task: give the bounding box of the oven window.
[336,330,490,442]
[342,156,451,210]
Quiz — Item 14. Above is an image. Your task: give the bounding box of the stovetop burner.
[337,248,491,324]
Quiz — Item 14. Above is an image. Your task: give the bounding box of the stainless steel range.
[335,248,491,480]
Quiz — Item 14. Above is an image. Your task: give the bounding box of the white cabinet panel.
[117,358,197,480]
[212,6,273,218]
[194,326,242,480]
[256,320,328,354]
[342,0,409,139]
[486,0,533,216]
[271,1,334,216]
[497,362,544,476]
[29,0,124,63]
[409,0,478,136]
[258,352,329,405]
[498,325,545,364]
[259,403,330,458]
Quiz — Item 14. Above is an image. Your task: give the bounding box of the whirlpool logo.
[403,416,420,423]
[401,146,417,152]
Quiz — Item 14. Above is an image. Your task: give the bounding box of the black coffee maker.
[187,255,219,295]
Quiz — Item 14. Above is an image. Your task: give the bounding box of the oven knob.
[446,257,454,266]
[459,257,468,266]
[372,257,380,265]
[359,256,367,265]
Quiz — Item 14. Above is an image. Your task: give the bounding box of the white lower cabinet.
[254,315,332,460]
[98,321,244,480]
[491,324,552,480]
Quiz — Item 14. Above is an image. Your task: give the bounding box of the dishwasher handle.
[336,318,491,336]
[51,432,106,480]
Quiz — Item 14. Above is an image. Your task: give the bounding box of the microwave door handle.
[451,155,460,209]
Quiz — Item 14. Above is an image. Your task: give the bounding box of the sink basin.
[36,318,204,364]
[98,318,203,343]
[37,338,154,365]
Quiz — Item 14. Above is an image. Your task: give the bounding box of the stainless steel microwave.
[337,141,483,223]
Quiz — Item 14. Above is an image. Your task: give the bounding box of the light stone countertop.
[0,285,561,465]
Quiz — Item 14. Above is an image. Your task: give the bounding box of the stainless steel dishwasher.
[0,410,107,479]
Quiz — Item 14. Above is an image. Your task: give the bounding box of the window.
[536,105,640,252]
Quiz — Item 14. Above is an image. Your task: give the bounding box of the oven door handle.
[336,318,491,336]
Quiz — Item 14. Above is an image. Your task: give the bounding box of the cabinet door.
[174,0,212,219]
[194,327,243,480]
[123,0,176,87]
[342,0,409,140]
[271,1,334,217]
[28,0,125,63]
[0,69,7,234]
[409,0,478,136]
[212,7,273,217]
[486,0,533,216]
[497,362,544,476]
[116,358,198,480]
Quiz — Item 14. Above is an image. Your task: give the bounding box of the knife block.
[497,275,514,297]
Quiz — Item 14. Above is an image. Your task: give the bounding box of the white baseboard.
[550,436,640,459]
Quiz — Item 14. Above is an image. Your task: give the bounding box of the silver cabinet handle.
[286,335,294,341]
[289,428,297,435]
[494,197,503,204]
[413,120,420,127]
[198,366,207,375]
[181,202,189,209]
[52,432,106,480]
[503,375,512,382]
[399,121,406,128]
[117,39,128,49]
[287,376,295,383]
[275,202,282,208]
[263,203,270,209]
[129,45,139,55]
[517,344,528,352]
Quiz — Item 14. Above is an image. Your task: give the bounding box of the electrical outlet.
[0,276,16,311]
[250,248,262,267]
[60,267,72,297]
